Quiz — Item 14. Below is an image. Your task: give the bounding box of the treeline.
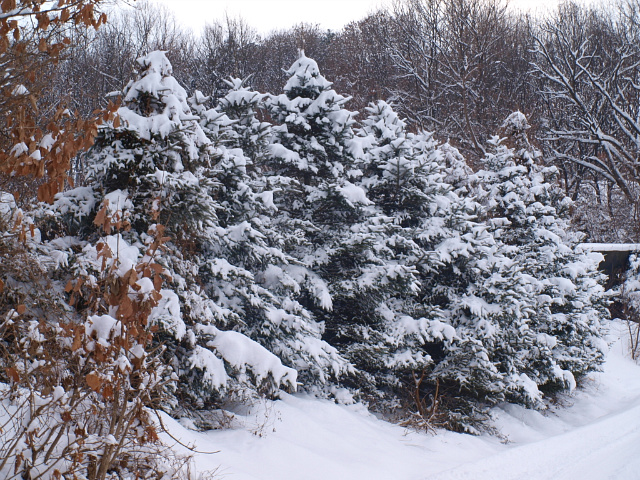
[52,0,640,243]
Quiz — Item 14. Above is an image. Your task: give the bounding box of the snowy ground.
[163,320,640,480]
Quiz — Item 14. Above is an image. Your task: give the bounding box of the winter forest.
[1,0,640,478]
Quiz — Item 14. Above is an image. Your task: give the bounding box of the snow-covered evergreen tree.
[52,52,347,412]
[478,112,609,400]
[215,76,272,166]
[264,51,367,254]
[263,57,361,302]
[263,57,414,398]
[356,101,447,377]
[355,101,516,425]
[407,133,509,421]
[188,96,349,397]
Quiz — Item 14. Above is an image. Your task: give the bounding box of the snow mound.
[160,320,640,480]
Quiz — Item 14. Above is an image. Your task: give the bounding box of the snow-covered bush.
[0,194,182,479]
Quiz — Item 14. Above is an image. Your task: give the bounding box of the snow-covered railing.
[577,243,640,253]
[577,243,640,289]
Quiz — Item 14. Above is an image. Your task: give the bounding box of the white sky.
[153,0,566,36]
[153,0,389,34]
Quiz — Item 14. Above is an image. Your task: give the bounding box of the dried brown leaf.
[102,383,113,400]
[93,204,106,227]
[86,373,101,392]
[5,367,19,383]
[72,328,82,352]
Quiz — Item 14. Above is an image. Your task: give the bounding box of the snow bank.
[159,320,640,480]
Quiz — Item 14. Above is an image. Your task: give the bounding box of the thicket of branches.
[0,1,203,478]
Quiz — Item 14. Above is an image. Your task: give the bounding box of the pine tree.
[189,100,349,396]
[356,101,511,425]
[356,101,446,378]
[185,63,349,401]
[53,51,346,412]
[478,112,609,400]
[3,51,196,478]
[264,51,367,254]
[215,76,272,166]
[264,56,423,397]
[411,145,507,425]
[263,51,369,310]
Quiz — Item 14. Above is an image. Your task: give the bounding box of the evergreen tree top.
[137,50,173,76]
[123,51,188,106]
[266,52,362,179]
[219,77,265,113]
[501,111,530,135]
[360,100,406,146]
[283,50,333,100]
[500,111,541,167]
[115,51,208,159]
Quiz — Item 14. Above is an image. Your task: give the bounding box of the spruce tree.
[478,112,609,399]
[357,101,511,425]
[54,52,346,411]
[264,56,422,397]
[348,102,450,399]
[215,77,272,166]
[264,51,366,256]
[190,85,349,394]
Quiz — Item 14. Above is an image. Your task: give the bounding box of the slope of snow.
[161,320,640,480]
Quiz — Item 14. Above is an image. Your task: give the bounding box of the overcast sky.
[152,0,564,35]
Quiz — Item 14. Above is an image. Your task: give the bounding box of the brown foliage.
[0,3,200,477]
[0,0,114,204]
[0,202,185,479]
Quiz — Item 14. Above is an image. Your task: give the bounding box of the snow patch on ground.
[161,320,640,480]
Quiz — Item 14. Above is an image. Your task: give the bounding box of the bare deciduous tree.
[533,0,640,241]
